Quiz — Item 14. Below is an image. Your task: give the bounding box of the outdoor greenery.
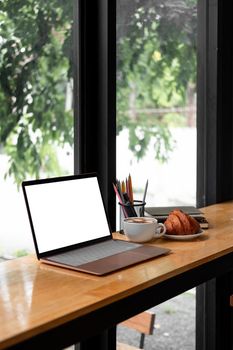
[0,1,73,184]
[0,0,197,184]
[117,0,197,160]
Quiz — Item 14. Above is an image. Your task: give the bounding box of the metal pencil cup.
[119,200,146,230]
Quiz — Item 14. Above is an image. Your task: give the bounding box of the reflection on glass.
[117,0,197,207]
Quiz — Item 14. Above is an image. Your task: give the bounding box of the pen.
[139,180,148,217]
[123,193,137,217]
[142,179,148,204]
[126,178,129,199]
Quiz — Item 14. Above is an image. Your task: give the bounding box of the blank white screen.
[25,177,110,253]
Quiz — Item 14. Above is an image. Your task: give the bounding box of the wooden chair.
[117,311,156,350]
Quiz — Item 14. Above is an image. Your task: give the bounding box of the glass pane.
[0,1,74,257]
[116,0,197,210]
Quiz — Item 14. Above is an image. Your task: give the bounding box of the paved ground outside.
[117,289,195,350]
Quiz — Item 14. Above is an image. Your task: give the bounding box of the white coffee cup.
[123,217,166,243]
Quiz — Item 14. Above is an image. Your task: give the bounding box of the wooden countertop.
[1,201,233,349]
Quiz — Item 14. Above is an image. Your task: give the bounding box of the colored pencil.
[113,183,127,217]
[121,180,126,194]
[128,174,134,203]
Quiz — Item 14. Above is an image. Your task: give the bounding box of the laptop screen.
[23,175,111,254]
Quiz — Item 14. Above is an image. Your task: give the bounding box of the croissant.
[164,209,200,235]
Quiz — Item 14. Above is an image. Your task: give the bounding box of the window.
[0,2,74,256]
[116,0,197,209]
[116,2,197,348]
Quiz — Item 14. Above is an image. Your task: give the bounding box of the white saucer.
[163,230,204,241]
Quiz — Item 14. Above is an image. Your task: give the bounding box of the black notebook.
[145,206,203,217]
[145,206,209,229]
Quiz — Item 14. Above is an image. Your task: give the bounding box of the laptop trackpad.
[77,245,170,275]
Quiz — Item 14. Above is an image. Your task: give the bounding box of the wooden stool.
[117,311,156,350]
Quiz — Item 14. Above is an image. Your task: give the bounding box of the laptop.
[22,173,170,275]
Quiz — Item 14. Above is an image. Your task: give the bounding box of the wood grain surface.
[1,201,233,349]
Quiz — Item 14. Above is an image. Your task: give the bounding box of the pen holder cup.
[119,200,146,230]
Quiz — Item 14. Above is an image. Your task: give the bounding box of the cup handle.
[155,223,166,238]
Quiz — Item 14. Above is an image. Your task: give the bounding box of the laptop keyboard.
[46,239,141,266]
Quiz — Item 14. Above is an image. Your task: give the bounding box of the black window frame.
[197,0,233,208]
[74,0,116,230]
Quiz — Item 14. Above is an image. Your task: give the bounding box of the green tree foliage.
[0,0,73,184]
[0,0,197,185]
[117,0,197,161]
